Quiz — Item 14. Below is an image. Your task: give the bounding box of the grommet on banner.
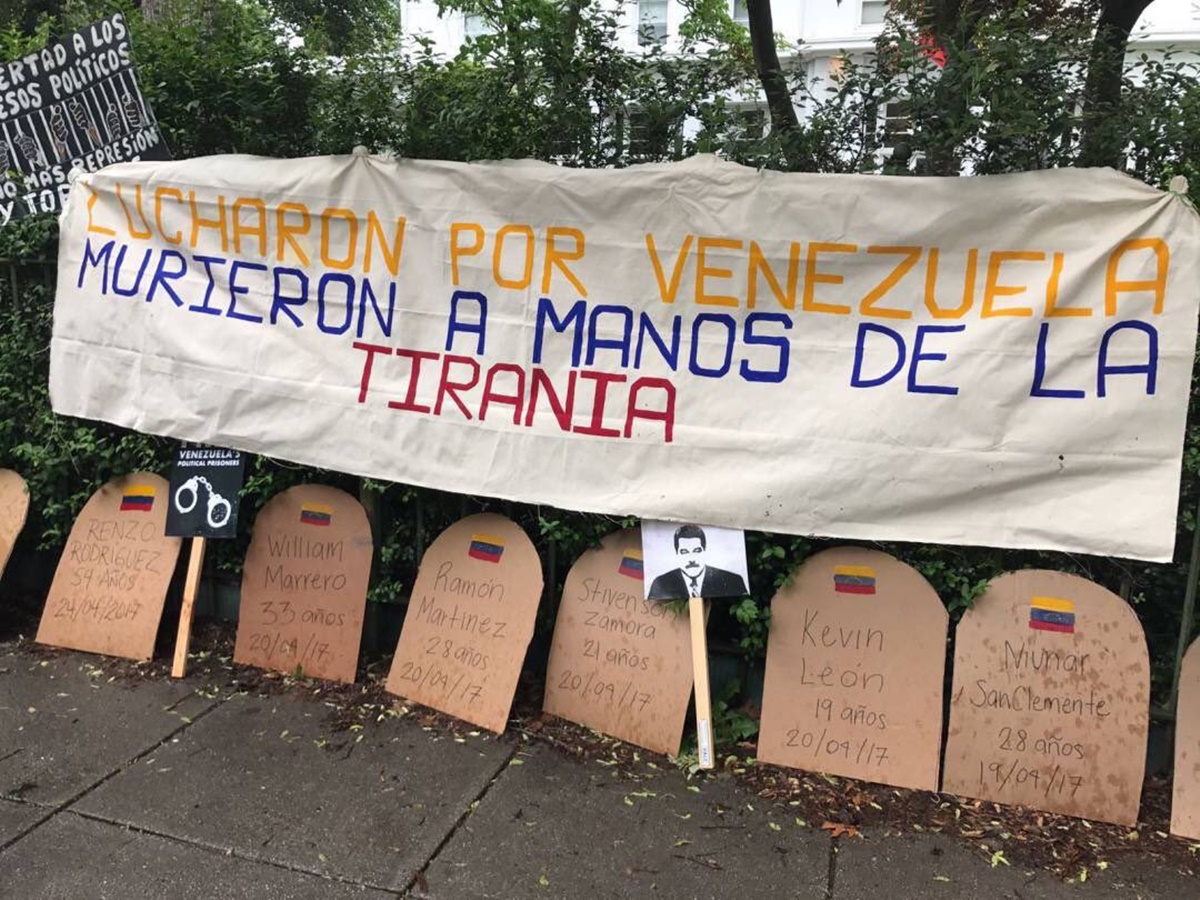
[1169,174,1189,195]
[352,145,370,157]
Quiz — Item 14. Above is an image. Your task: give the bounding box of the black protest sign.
[0,12,170,226]
[165,446,246,539]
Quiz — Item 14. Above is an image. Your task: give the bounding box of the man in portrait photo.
[647,524,748,600]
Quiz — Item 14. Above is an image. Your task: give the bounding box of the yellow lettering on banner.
[450,222,485,286]
[746,240,799,310]
[365,212,406,277]
[541,227,587,297]
[85,185,115,236]
[154,187,183,245]
[981,251,1041,318]
[493,224,535,289]
[860,246,920,319]
[1042,252,1088,317]
[923,248,977,319]
[276,202,311,266]
[319,208,358,270]
[1105,238,1168,316]
[645,233,693,304]
[232,197,268,257]
[115,183,151,240]
[695,236,742,307]
[188,191,229,252]
[803,242,856,315]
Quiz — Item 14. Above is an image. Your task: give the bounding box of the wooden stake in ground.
[690,596,714,770]
[164,445,246,678]
[171,537,206,677]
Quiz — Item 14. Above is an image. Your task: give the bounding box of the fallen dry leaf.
[821,821,861,839]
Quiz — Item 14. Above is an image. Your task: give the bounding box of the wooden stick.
[171,536,207,678]
[689,596,714,770]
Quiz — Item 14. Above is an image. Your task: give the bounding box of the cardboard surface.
[942,570,1149,826]
[544,528,693,756]
[234,485,372,684]
[1172,638,1200,839]
[387,513,542,733]
[756,548,948,791]
[0,469,30,581]
[36,472,181,661]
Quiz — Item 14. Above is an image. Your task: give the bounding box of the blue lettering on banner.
[1097,320,1158,397]
[533,296,585,367]
[586,305,633,367]
[851,323,906,388]
[1031,322,1085,399]
[740,312,793,384]
[689,313,736,378]
[446,289,488,354]
[908,324,964,395]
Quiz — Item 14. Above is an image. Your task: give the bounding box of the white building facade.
[397,0,1200,160]
[400,0,1200,70]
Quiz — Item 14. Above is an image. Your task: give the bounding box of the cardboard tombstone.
[544,528,694,756]
[942,570,1149,826]
[386,513,542,733]
[1172,638,1200,840]
[37,472,181,661]
[757,548,948,791]
[234,485,372,683]
[0,469,30,581]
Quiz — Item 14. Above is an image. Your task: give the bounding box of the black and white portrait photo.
[641,521,749,601]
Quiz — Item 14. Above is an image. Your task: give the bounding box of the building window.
[625,107,684,159]
[861,0,887,25]
[464,12,493,38]
[883,99,912,139]
[732,0,749,27]
[728,106,766,149]
[638,0,668,46]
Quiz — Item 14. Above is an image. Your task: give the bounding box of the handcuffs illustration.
[174,476,232,529]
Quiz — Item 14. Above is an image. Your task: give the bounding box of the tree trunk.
[745,0,805,169]
[1079,0,1154,168]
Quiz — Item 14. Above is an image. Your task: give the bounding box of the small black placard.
[0,12,171,225]
[165,446,245,539]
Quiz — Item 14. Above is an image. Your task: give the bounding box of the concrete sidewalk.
[0,641,1192,899]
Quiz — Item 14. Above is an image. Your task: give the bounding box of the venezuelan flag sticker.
[833,565,876,595]
[120,485,156,512]
[469,534,505,563]
[618,550,644,580]
[300,503,333,527]
[1029,596,1075,634]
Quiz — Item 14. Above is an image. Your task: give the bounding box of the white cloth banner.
[50,154,1200,561]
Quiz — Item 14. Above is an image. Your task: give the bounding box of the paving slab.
[0,798,47,845]
[74,692,513,892]
[0,812,396,898]
[0,645,214,805]
[1069,858,1200,899]
[831,831,1197,900]
[423,743,831,900]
